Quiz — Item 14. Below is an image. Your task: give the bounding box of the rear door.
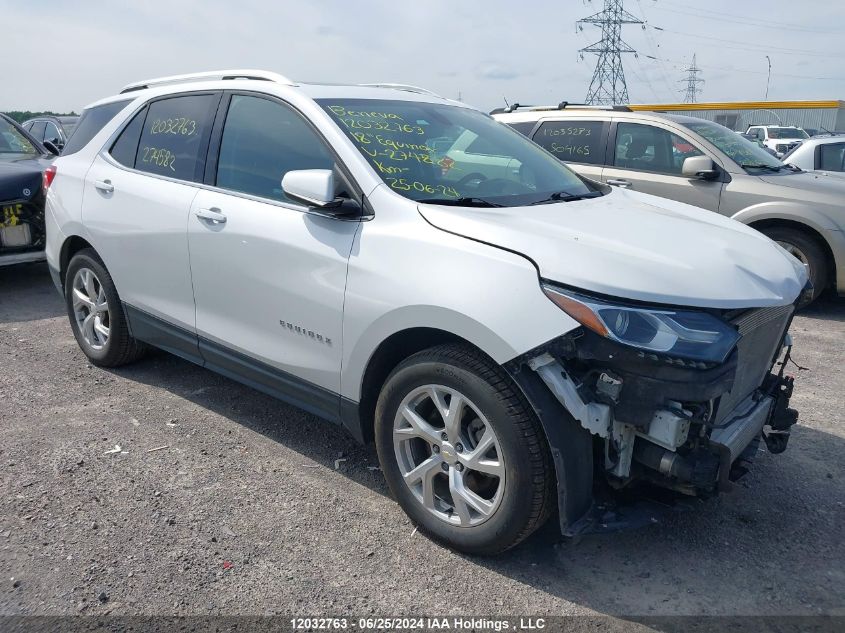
[601,120,724,212]
[187,92,360,405]
[83,92,221,344]
[530,118,609,182]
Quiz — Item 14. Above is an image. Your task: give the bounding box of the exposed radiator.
[714,304,793,425]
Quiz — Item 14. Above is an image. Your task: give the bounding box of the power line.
[577,0,644,105]
[650,25,835,58]
[653,0,840,33]
[644,53,845,83]
[680,53,704,103]
[634,0,677,101]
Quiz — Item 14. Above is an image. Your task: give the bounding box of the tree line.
[3,111,79,123]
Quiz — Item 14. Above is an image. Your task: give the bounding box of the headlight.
[543,285,740,364]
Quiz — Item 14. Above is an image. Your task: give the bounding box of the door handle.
[195,207,227,224]
[94,179,114,193]
[607,179,632,188]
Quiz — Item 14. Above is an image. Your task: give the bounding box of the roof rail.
[358,83,443,98]
[119,69,295,94]
[491,102,633,115]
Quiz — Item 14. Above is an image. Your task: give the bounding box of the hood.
[418,188,807,309]
[758,170,845,193]
[758,171,845,190]
[808,170,845,181]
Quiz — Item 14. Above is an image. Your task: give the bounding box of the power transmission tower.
[578,0,643,105]
[680,54,704,103]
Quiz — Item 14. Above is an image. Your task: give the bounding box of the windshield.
[681,120,784,170]
[768,127,809,139]
[0,119,38,156]
[318,99,597,206]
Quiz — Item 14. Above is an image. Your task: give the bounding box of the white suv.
[745,125,809,158]
[45,70,807,554]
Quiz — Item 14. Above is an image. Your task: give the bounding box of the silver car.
[494,106,845,303]
[784,135,845,178]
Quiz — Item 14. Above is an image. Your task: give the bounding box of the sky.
[1,0,843,113]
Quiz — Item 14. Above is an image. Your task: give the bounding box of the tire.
[374,344,554,555]
[761,226,828,304]
[64,249,147,367]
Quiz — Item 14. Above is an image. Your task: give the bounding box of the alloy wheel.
[393,384,505,527]
[71,267,111,350]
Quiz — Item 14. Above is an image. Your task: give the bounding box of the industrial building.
[628,100,845,135]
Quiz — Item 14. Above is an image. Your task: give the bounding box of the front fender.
[731,201,839,233]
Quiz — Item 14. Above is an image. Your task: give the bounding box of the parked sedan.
[783,135,845,179]
[22,115,79,152]
[1,114,57,266]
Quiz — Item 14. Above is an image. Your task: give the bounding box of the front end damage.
[507,303,800,535]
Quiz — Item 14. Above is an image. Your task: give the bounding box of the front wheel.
[761,226,828,305]
[374,344,554,555]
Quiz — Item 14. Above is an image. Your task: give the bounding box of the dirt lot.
[1,263,843,622]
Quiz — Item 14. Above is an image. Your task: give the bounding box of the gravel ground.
[1,263,843,622]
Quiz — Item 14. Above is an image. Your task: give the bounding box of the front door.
[602,121,723,212]
[188,94,359,415]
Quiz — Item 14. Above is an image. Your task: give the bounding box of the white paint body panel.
[46,76,807,409]
[83,154,199,330]
[418,187,807,309]
[188,188,358,392]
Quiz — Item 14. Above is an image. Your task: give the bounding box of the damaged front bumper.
[506,303,800,536]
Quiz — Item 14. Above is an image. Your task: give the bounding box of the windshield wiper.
[417,197,505,208]
[528,190,604,205]
[740,163,786,171]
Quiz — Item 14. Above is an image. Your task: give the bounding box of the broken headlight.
[542,285,740,364]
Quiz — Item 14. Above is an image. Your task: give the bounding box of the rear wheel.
[761,226,828,304]
[375,344,554,555]
[65,249,147,367]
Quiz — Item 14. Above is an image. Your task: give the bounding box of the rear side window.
[533,121,607,165]
[109,108,147,168]
[44,121,61,143]
[504,121,536,137]
[62,99,131,156]
[819,143,845,171]
[134,94,219,182]
[215,95,334,202]
[30,121,46,141]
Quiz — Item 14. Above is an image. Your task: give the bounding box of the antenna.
[577,0,643,105]
[680,54,705,103]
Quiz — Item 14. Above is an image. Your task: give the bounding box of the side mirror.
[282,169,361,217]
[42,140,60,156]
[282,169,337,207]
[682,155,718,180]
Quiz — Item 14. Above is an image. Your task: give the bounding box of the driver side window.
[614,123,703,176]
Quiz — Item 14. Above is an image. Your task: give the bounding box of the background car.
[22,115,79,152]
[783,135,845,178]
[745,125,809,158]
[738,132,778,156]
[0,113,57,266]
[494,105,845,303]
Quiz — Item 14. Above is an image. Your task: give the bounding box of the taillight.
[43,166,57,191]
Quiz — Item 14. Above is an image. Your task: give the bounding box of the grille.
[714,304,793,424]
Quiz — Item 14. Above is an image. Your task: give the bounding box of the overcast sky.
[2,0,843,113]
